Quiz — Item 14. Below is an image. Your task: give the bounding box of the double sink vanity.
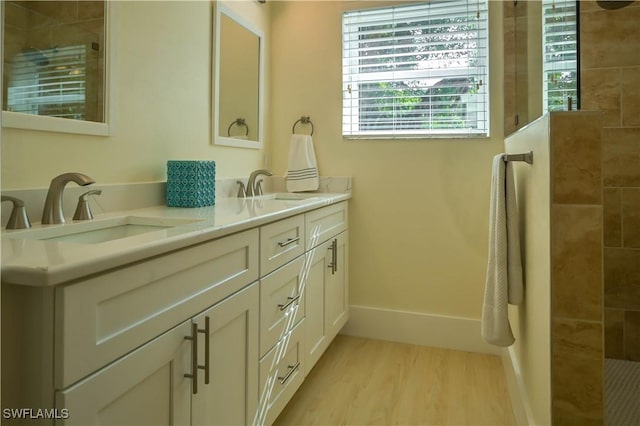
[1,190,350,425]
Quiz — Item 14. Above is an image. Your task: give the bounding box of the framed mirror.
[2,0,113,136]
[213,3,264,149]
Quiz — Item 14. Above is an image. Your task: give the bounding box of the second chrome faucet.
[245,169,273,197]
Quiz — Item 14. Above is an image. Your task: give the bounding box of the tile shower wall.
[579,1,640,362]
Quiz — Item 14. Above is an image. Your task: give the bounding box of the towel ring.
[228,118,249,137]
[292,116,314,136]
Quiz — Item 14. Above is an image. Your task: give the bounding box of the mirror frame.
[1,1,115,137]
[213,3,264,149]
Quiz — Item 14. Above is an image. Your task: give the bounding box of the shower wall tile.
[22,1,79,24]
[605,309,625,359]
[551,113,602,205]
[621,67,640,127]
[622,188,640,248]
[625,311,640,361]
[580,4,640,69]
[602,128,640,187]
[77,1,104,20]
[604,188,622,247]
[552,205,603,321]
[581,68,620,127]
[604,248,640,309]
[551,318,603,426]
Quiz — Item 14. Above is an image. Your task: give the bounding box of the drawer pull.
[277,361,300,384]
[278,237,300,248]
[278,295,300,311]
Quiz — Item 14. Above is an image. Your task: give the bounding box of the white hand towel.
[286,134,319,192]
[481,154,524,347]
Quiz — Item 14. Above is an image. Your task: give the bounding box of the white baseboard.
[502,346,535,426]
[340,305,501,355]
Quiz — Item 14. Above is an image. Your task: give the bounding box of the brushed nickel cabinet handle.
[277,361,300,384]
[333,239,338,274]
[198,316,210,385]
[278,237,300,248]
[328,239,337,275]
[184,322,199,394]
[278,295,300,311]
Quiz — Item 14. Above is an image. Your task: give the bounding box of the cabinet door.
[304,238,331,371]
[304,232,349,373]
[56,321,192,426]
[191,282,259,426]
[326,231,349,340]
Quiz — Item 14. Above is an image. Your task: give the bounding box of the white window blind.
[542,0,579,112]
[342,0,489,138]
[7,45,88,120]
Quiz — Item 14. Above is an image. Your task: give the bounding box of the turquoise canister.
[166,160,216,207]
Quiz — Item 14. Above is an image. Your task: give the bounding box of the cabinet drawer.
[258,321,305,426]
[305,201,348,249]
[260,215,305,275]
[55,229,259,389]
[259,256,305,357]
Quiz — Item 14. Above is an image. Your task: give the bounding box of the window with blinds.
[6,45,88,120]
[542,0,579,113]
[342,0,489,138]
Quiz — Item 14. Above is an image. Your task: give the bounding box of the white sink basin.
[4,216,202,244]
[256,193,320,201]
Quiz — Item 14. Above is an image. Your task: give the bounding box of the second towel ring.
[228,118,249,137]
[292,116,314,136]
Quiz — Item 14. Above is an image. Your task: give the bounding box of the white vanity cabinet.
[1,198,349,426]
[257,201,349,425]
[56,282,259,426]
[2,229,259,426]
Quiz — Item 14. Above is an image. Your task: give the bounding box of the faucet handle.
[1,195,32,230]
[236,181,247,198]
[73,190,102,221]
[255,178,265,196]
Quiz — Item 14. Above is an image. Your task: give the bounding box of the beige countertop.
[1,193,350,287]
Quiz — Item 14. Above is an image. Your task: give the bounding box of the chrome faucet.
[246,169,273,197]
[41,172,95,224]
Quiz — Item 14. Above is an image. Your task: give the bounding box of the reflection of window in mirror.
[2,0,108,135]
[542,0,579,113]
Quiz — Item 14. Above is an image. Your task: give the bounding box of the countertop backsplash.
[1,176,352,228]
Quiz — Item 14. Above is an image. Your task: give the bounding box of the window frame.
[342,0,490,139]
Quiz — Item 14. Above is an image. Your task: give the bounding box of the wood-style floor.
[274,335,516,426]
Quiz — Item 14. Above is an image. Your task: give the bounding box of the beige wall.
[1,1,268,189]
[269,1,505,319]
[505,114,552,426]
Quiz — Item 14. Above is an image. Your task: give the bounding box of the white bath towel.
[481,154,524,347]
[286,134,319,192]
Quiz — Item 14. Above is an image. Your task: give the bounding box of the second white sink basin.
[257,193,320,201]
[4,216,202,244]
